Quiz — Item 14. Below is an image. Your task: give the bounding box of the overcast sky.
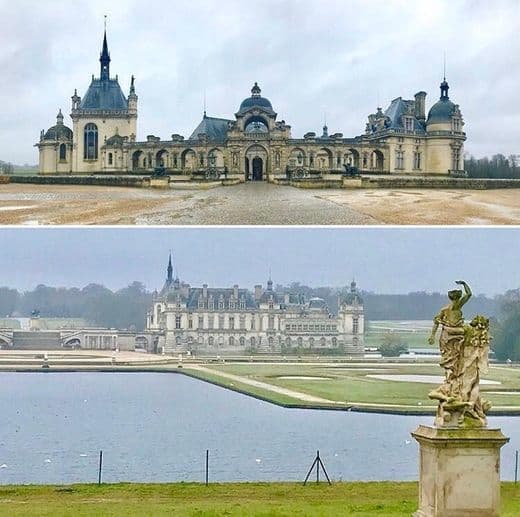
[0,227,517,295]
[1,0,518,165]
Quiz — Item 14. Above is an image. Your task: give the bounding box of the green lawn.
[0,482,518,516]
[195,363,520,411]
[364,320,432,349]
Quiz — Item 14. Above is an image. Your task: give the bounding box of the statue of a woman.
[428,281,491,427]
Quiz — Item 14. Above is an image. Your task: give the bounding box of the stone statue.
[428,281,491,427]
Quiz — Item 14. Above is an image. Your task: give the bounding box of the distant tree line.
[0,283,152,331]
[464,154,519,179]
[492,289,520,361]
[0,282,506,334]
[275,283,499,321]
[0,161,14,174]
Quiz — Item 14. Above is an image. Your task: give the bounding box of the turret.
[128,75,138,115]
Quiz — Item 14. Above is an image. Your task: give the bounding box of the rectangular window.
[395,150,404,169]
[229,316,235,330]
[413,152,421,170]
[353,317,359,334]
[268,316,274,330]
[208,316,214,330]
[175,315,181,329]
[453,118,461,132]
[452,149,460,170]
[239,316,245,330]
[198,316,204,329]
[188,317,193,329]
[404,117,413,131]
[218,315,225,329]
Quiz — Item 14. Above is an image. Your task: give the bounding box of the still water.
[0,372,517,484]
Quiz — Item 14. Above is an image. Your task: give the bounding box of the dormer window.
[404,117,414,132]
[453,118,461,132]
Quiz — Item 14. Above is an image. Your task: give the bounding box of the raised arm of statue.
[454,280,472,308]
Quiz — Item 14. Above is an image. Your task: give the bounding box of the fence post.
[98,450,103,485]
[205,449,209,486]
[515,450,518,484]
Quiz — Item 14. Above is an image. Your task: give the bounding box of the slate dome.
[427,98,456,124]
[238,82,274,113]
[43,110,72,141]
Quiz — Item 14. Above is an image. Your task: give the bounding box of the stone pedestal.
[149,177,170,189]
[411,425,509,517]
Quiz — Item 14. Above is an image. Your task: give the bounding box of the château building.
[146,255,364,355]
[37,29,466,178]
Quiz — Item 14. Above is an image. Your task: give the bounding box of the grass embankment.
[0,482,518,516]
[191,363,520,413]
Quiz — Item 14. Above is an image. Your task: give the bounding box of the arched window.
[84,123,98,160]
[59,143,67,161]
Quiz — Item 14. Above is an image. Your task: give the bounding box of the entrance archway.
[132,150,143,171]
[252,157,263,181]
[245,145,268,181]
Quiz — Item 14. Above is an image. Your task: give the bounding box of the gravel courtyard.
[0,182,518,225]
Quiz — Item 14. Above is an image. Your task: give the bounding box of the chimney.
[284,293,290,305]
[254,284,263,300]
[233,284,239,299]
[202,284,208,298]
[414,91,426,121]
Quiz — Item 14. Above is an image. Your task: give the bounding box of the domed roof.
[427,98,456,124]
[238,83,274,113]
[43,110,73,141]
[427,79,457,124]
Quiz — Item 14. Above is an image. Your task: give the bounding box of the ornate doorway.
[245,145,268,181]
[252,157,263,181]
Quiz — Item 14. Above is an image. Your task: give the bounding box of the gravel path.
[0,183,378,225]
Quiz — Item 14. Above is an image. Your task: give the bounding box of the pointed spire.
[56,109,64,125]
[100,17,111,81]
[167,253,173,282]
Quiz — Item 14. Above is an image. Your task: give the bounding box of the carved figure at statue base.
[428,281,491,428]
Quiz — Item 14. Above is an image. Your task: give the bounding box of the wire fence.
[0,447,517,486]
